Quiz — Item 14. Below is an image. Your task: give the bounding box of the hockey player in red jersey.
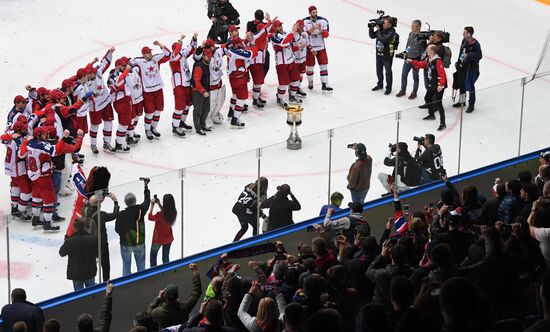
[108,57,133,153]
[226,37,258,128]
[2,119,32,220]
[131,41,171,140]
[169,33,198,137]
[270,20,302,107]
[247,12,274,109]
[304,6,333,93]
[20,127,84,231]
[87,47,115,154]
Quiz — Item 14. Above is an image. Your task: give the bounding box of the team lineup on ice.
[1,0,550,301]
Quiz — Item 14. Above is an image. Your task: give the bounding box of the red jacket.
[149,211,174,245]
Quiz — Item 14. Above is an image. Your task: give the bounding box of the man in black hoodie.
[1,289,44,332]
[261,184,301,231]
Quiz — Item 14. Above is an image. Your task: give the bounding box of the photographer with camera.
[378,142,421,192]
[346,143,372,204]
[368,13,399,95]
[395,20,426,100]
[207,0,240,44]
[453,26,482,113]
[408,44,448,131]
[414,134,444,184]
[115,177,150,276]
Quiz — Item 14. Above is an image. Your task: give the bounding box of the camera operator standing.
[453,26,482,113]
[395,20,426,100]
[207,0,240,44]
[346,143,373,204]
[408,44,448,131]
[378,142,421,192]
[414,134,444,184]
[369,17,398,95]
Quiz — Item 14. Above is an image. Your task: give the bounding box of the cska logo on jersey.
[146,65,157,79]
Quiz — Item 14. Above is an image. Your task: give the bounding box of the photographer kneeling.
[378,142,421,193]
[414,134,444,185]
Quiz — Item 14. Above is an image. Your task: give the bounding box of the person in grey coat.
[237,282,285,332]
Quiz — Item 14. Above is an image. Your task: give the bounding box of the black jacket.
[261,194,301,231]
[59,230,98,281]
[369,27,398,57]
[82,201,119,246]
[115,187,150,246]
[92,294,113,332]
[1,301,44,332]
[384,151,421,186]
[415,144,443,180]
[207,1,239,23]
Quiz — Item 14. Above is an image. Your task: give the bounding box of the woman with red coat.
[148,193,177,267]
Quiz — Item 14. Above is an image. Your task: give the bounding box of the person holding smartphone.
[148,194,177,267]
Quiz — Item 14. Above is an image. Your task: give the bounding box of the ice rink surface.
[1,0,550,302]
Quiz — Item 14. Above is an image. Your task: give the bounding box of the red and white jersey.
[251,21,274,65]
[127,67,144,104]
[91,49,113,112]
[108,68,131,102]
[73,81,93,117]
[25,140,57,180]
[169,39,198,88]
[210,47,227,86]
[131,47,171,93]
[227,47,257,75]
[293,31,310,64]
[6,107,27,131]
[2,135,26,177]
[271,31,296,65]
[303,16,330,52]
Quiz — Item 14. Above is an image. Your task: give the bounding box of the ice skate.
[31,216,43,227]
[277,98,288,108]
[297,89,307,98]
[103,142,113,152]
[150,127,161,138]
[127,136,139,145]
[52,215,66,222]
[179,121,193,131]
[322,83,333,94]
[172,127,186,137]
[308,81,313,90]
[90,144,99,154]
[253,99,265,109]
[227,108,234,121]
[145,130,155,141]
[114,143,131,153]
[258,97,267,105]
[43,221,60,232]
[230,117,245,129]
[289,96,303,104]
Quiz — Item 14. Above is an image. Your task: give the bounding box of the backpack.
[442,46,452,68]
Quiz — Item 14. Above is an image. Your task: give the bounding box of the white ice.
[1,0,549,303]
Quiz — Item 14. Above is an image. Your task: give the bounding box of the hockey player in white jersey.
[270,20,302,107]
[169,33,198,137]
[293,20,310,98]
[87,47,115,154]
[304,5,333,93]
[126,65,144,145]
[131,41,171,140]
[73,67,93,134]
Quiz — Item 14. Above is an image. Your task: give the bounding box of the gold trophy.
[285,104,303,150]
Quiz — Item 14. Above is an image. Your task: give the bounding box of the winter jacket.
[410,55,447,90]
[82,201,119,246]
[365,255,414,310]
[115,187,150,246]
[456,38,482,72]
[1,300,44,332]
[369,27,398,58]
[434,230,477,265]
[93,293,113,332]
[383,151,421,186]
[346,156,373,192]
[403,31,426,60]
[148,272,202,328]
[497,194,523,224]
[149,211,175,245]
[237,293,284,332]
[59,230,98,281]
[261,194,301,231]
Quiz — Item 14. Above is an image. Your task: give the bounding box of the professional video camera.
[367,10,398,29]
[206,0,240,42]
[415,22,450,43]
[413,136,425,145]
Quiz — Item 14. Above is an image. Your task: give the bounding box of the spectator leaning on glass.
[409,44,448,131]
[414,134,444,185]
[453,26,482,113]
[346,143,373,204]
[59,217,98,291]
[115,177,151,276]
[395,20,426,100]
[378,142,421,193]
[261,184,301,231]
[369,17,399,95]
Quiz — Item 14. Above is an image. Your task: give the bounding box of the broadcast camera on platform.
[367,10,398,29]
[415,22,450,43]
[206,0,240,44]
